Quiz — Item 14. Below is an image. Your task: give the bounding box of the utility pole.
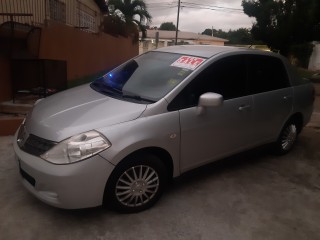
[175,0,180,45]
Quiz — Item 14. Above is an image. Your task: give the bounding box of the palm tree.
[107,0,152,38]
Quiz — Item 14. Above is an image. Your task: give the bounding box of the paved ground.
[1,86,320,240]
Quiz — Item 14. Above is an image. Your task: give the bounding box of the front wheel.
[274,121,298,155]
[104,154,167,213]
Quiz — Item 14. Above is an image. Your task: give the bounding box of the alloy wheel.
[115,165,159,207]
[280,123,297,151]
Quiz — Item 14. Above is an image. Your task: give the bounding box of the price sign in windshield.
[171,56,205,70]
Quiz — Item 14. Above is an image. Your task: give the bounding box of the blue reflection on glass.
[103,72,118,89]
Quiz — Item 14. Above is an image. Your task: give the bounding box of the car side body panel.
[97,105,181,177]
[179,96,254,172]
[251,87,294,144]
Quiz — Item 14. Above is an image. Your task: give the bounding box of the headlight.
[40,130,111,164]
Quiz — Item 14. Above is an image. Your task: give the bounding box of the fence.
[0,0,100,32]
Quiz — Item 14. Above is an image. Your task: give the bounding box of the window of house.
[78,10,96,32]
[77,2,97,32]
[49,0,66,23]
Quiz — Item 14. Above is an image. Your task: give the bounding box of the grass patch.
[297,68,320,82]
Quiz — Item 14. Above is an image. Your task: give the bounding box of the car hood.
[25,84,147,142]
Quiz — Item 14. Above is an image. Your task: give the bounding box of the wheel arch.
[103,147,174,212]
[120,147,174,181]
[286,112,304,134]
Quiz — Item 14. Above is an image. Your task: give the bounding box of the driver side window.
[168,55,247,111]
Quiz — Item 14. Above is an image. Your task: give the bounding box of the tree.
[202,29,228,39]
[228,28,263,45]
[242,0,320,66]
[159,22,177,31]
[108,0,152,38]
[202,28,262,45]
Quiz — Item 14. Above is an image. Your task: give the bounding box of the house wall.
[139,39,225,54]
[0,0,102,32]
[81,0,101,12]
[39,21,138,83]
[0,21,138,102]
[0,0,46,25]
[139,39,169,54]
[309,43,320,71]
[193,40,225,46]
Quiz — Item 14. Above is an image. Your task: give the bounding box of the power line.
[180,5,244,14]
[146,1,243,13]
[146,2,177,9]
[181,1,243,11]
[146,0,247,31]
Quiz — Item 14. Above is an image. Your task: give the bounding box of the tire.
[104,153,167,213]
[274,120,298,155]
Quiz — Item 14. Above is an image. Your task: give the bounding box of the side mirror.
[197,92,223,115]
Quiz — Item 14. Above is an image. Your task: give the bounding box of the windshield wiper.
[122,94,155,103]
[104,85,122,94]
[91,81,123,96]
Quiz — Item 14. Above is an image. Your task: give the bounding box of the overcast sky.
[145,0,255,33]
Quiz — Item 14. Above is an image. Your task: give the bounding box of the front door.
[179,95,253,172]
[168,55,254,172]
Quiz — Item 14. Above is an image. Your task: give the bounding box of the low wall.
[39,21,138,83]
[0,21,138,102]
[309,43,320,71]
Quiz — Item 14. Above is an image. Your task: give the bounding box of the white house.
[309,42,320,71]
[139,30,228,54]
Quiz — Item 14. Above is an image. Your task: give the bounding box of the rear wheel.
[274,121,298,154]
[104,153,167,213]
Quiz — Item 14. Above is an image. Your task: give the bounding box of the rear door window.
[247,55,290,94]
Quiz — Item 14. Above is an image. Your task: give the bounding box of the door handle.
[238,105,251,111]
[283,96,292,100]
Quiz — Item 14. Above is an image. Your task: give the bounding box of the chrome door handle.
[283,96,292,100]
[238,105,251,111]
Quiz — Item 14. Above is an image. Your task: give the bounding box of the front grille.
[17,125,56,156]
[22,134,57,156]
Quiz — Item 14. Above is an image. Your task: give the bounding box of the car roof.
[153,45,266,58]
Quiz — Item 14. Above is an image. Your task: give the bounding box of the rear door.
[247,55,293,144]
[168,55,254,172]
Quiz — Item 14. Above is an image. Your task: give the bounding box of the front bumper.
[13,132,115,209]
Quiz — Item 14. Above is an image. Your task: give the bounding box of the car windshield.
[91,51,205,103]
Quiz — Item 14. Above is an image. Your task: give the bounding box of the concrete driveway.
[1,127,320,240]
[1,86,320,240]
